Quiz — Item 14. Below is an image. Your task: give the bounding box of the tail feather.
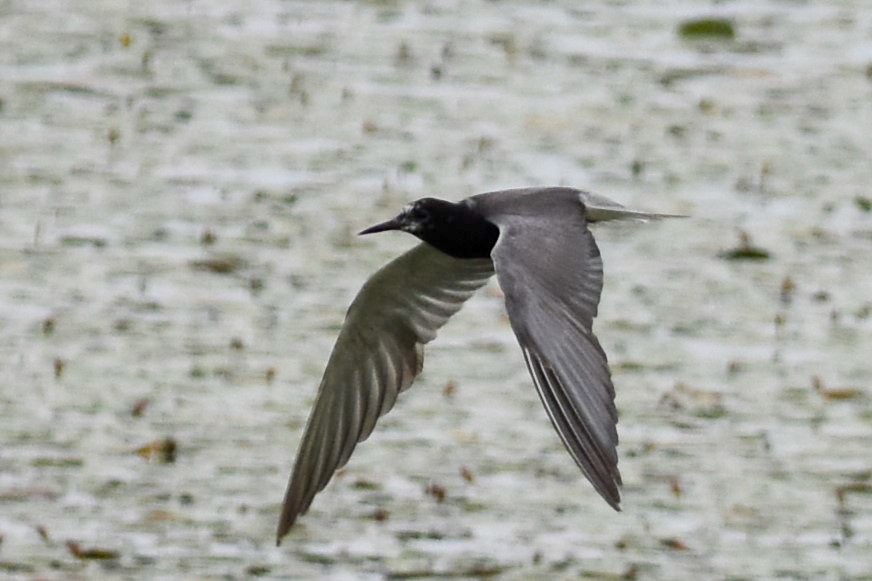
[586,207,688,222]
[578,191,687,223]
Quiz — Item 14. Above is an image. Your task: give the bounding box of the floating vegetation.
[246,565,272,577]
[659,537,690,551]
[387,560,506,579]
[659,382,726,419]
[424,482,446,503]
[144,509,177,523]
[394,529,446,541]
[0,487,59,501]
[812,376,864,401]
[59,235,107,248]
[189,255,244,274]
[66,541,120,560]
[32,457,82,468]
[135,437,177,463]
[780,276,796,305]
[351,478,380,491]
[720,246,770,261]
[836,482,872,504]
[395,41,414,66]
[678,18,736,41]
[131,398,150,417]
[0,562,35,573]
[53,357,65,379]
[720,231,771,261]
[200,229,217,245]
[669,476,683,499]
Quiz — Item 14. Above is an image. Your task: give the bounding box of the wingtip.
[602,475,622,512]
[275,513,295,546]
[275,523,290,546]
[605,491,622,512]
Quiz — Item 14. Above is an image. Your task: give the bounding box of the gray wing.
[469,186,684,222]
[277,243,493,543]
[488,208,622,510]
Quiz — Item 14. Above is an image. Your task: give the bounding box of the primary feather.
[276,243,493,543]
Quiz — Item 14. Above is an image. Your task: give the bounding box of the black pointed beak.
[359,217,403,235]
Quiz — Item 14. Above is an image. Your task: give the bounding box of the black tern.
[277,186,679,543]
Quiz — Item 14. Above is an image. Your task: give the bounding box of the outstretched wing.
[277,243,493,543]
[488,207,622,509]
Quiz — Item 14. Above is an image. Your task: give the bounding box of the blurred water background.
[1,0,871,579]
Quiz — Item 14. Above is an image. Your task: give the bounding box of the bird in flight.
[276,186,680,544]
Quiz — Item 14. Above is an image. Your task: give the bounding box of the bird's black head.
[360,197,499,259]
[359,198,449,237]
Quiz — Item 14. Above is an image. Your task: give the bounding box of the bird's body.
[276,187,680,544]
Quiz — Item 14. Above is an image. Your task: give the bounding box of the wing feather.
[277,243,493,542]
[482,195,623,511]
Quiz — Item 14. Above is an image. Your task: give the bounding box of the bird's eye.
[410,207,429,221]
